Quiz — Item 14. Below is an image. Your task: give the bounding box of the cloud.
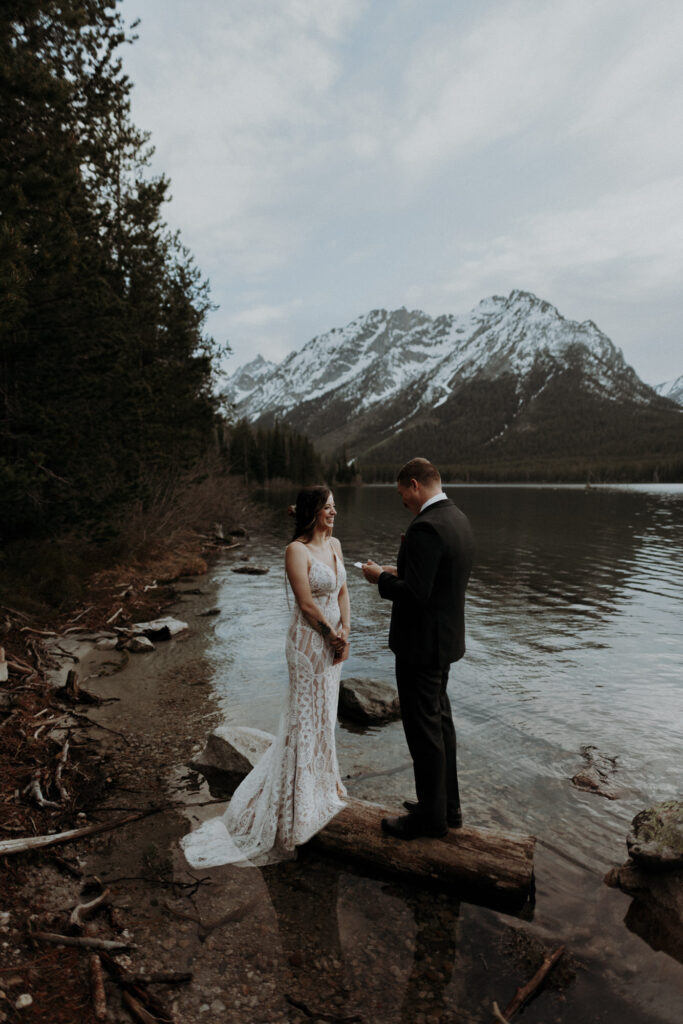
[230,300,304,328]
[121,0,683,382]
[416,176,683,313]
[125,0,366,270]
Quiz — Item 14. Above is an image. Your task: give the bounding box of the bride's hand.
[330,630,347,654]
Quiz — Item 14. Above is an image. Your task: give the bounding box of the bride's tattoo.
[317,620,331,637]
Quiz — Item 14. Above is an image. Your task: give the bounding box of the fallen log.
[194,726,536,901]
[312,799,535,900]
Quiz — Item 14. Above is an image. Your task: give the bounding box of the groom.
[362,457,474,840]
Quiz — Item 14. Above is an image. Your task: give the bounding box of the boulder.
[231,565,269,576]
[192,725,273,780]
[626,801,683,870]
[605,862,683,964]
[338,678,401,724]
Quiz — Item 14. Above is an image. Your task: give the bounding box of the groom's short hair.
[397,457,441,487]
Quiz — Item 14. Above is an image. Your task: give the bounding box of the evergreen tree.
[0,1,223,540]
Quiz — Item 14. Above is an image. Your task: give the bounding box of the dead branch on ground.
[31,931,131,951]
[90,954,108,1021]
[495,944,565,1021]
[69,888,111,930]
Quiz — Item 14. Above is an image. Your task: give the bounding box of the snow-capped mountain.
[654,375,683,407]
[224,290,682,465]
[225,354,276,407]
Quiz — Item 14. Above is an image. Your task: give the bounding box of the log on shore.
[195,726,536,901]
[311,799,535,900]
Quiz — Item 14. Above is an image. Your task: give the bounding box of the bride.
[181,485,350,868]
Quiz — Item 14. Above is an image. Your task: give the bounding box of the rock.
[571,745,620,799]
[126,635,156,653]
[131,616,188,640]
[231,565,269,575]
[14,994,33,1010]
[338,678,401,724]
[230,526,248,537]
[95,637,119,650]
[198,607,221,617]
[626,801,683,870]
[605,861,683,964]
[0,647,7,682]
[191,725,273,782]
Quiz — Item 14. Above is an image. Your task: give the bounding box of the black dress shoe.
[381,814,448,840]
[403,800,463,829]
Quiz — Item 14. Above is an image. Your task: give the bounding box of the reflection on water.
[205,484,683,1020]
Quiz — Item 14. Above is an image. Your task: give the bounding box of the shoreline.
[2,528,682,1023]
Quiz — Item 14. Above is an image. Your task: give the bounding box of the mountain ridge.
[224,290,682,472]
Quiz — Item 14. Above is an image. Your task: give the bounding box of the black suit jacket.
[378,498,474,668]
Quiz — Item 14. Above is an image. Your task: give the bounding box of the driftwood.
[196,727,536,900]
[122,992,172,1024]
[312,799,535,899]
[0,810,153,857]
[129,971,192,986]
[31,931,131,951]
[90,954,108,1021]
[496,944,565,1020]
[54,739,70,802]
[70,888,111,929]
[102,953,175,1024]
[23,768,60,809]
[55,669,101,705]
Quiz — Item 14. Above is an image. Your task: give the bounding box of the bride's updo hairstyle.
[288,485,331,541]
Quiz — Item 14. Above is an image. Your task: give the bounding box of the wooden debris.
[106,607,123,625]
[69,888,111,929]
[101,953,175,1024]
[496,944,565,1020]
[90,954,108,1021]
[122,991,170,1024]
[313,798,535,900]
[54,739,70,801]
[31,931,131,951]
[129,971,192,986]
[0,809,154,857]
[54,668,101,705]
[22,768,60,809]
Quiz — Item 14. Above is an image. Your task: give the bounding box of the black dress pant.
[395,658,460,830]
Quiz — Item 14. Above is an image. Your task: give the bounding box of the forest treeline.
[0,2,320,556]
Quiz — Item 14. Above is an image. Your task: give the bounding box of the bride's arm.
[285,542,344,649]
[332,538,351,643]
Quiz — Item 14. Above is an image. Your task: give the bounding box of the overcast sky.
[119,0,683,385]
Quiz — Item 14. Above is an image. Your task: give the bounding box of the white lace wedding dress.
[181,548,348,868]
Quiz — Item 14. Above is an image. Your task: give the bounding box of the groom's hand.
[362,560,383,583]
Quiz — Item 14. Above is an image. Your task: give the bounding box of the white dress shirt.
[419,491,448,513]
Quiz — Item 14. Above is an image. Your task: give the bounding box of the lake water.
[206,483,683,1020]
